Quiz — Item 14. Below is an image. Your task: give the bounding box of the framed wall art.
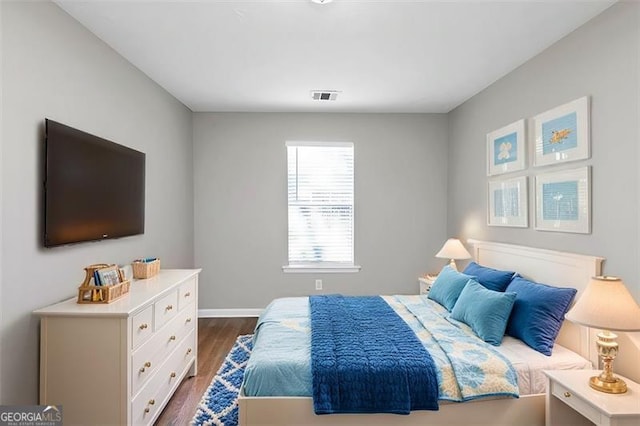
[488,176,528,228]
[487,119,526,176]
[533,96,590,167]
[535,166,590,234]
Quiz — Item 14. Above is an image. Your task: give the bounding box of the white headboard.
[468,239,603,368]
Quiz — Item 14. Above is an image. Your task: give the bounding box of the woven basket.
[132,259,160,279]
[77,280,130,304]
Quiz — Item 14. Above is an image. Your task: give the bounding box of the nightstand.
[418,274,437,295]
[544,370,640,426]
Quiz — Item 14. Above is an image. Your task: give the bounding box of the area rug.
[192,334,254,426]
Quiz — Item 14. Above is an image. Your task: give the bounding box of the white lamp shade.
[435,238,471,260]
[566,276,640,331]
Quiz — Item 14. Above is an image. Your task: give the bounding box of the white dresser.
[34,269,201,426]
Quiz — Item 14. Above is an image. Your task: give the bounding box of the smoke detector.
[311,90,340,101]
[311,0,333,4]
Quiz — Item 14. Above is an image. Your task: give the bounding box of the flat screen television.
[44,119,145,247]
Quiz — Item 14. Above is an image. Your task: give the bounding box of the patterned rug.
[192,334,254,426]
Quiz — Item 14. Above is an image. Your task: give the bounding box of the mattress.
[243,296,591,398]
[494,336,592,394]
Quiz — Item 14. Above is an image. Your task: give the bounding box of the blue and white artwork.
[542,180,579,221]
[489,176,528,227]
[493,132,518,165]
[542,112,578,155]
[487,119,526,176]
[494,188,520,217]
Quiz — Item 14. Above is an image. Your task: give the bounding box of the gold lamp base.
[590,330,627,394]
[589,374,627,394]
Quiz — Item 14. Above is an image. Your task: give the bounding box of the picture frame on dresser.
[535,167,590,234]
[487,119,526,176]
[533,96,590,167]
[488,176,528,228]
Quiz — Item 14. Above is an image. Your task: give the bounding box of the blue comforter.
[243,296,519,407]
[310,295,439,414]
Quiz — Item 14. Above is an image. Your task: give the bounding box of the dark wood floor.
[155,317,258,426]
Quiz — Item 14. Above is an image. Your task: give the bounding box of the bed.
[238,240,604,425]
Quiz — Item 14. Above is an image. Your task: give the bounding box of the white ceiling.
[55,0,616,113]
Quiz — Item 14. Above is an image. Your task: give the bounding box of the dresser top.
[33,269,201,318]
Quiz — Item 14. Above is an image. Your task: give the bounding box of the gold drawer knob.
[169,335,177,341]
[149,399,155,405]
[170,372,176,379]
[138,323,148,330]
[564,391,571,398]
[186,317,192,323]
[185,292,191,297]
[144,408,150,414]
[166,305,173,311]
[140,361,151,373]
[186,348,192,355]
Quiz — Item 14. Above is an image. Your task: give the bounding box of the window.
[284,141,359,272]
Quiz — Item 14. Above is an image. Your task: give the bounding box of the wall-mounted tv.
[44,119,145,247]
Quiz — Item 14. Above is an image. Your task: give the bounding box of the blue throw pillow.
[462,261,515,292]
[427,266,475,311]
[505,276,577,356]
[450,279,516,346]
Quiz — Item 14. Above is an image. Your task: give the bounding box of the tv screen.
[44,119,145,247]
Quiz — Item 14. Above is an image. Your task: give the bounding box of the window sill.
[282,265,361,274]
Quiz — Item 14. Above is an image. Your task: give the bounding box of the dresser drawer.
[132,335,161,395]
[132,306,154,349]
[178,278,196,310]
[175,302,196,340]
[131,362,163,426]
[551,380,602,425]
[175,329,197,377]
[154,290,178,330]
[131,330,196,426]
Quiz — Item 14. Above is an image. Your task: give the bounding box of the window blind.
[287,142,354,265]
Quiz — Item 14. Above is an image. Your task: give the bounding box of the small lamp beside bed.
[435,238,471,271]
[566,276,640,394]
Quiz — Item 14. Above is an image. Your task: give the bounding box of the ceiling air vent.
[311,90,339,101]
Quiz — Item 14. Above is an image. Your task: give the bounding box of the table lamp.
[565,276,640,394]
[435,238,471,271]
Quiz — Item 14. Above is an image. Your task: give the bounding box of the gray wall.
[448,2,639,303]
[1,2,194,404]
[193,113,448,309]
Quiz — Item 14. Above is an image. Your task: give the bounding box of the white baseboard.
[198,308,263,318]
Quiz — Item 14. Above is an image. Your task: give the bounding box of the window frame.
[283,141,360,274]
